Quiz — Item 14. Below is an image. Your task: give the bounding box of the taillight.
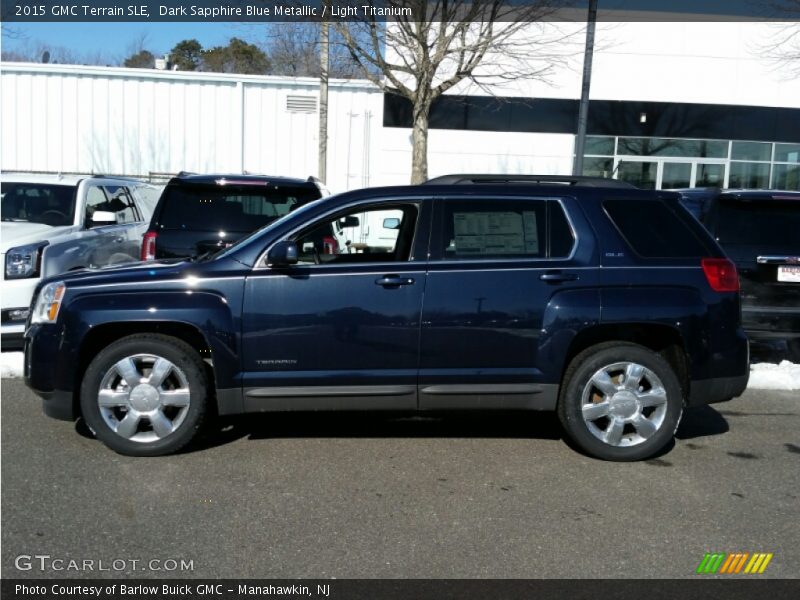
[702,258,739,292]
[141,231,157,261]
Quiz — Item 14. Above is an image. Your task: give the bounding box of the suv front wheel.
[80,334,209,456]
[558,342,684,461]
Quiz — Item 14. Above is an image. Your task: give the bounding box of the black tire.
[80,334,209,456]
[557,342,684,461]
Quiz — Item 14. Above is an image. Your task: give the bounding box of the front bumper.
[2,277,39,350]
[24,323,78,421]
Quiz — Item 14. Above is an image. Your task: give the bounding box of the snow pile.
[1,352,24,379]
[749,360,800,391]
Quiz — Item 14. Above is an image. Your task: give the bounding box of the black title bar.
[3,1,798,23]
[4,579,800,600]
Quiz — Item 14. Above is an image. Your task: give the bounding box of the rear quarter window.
[604,198,710,258]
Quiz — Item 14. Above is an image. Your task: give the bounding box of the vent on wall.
[286,95,318,113]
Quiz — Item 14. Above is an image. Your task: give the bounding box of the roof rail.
[422,174,636,189]
[176,171,197,177]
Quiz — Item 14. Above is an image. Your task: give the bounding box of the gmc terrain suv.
[24,176,749,460]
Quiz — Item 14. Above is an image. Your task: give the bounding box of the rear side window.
[438,199,574,260]
[604,199,709,258]
[716,198,800,246]
[157,184,320,232]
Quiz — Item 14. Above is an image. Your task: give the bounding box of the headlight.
[31,281,66,324]
[5,242,48,279]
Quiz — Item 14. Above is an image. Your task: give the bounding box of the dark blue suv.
[23,176,749,460]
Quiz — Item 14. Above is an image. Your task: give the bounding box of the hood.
[0,222,72,253]
[48,255,247,290]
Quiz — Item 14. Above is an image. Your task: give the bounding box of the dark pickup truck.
[25,176,749,460]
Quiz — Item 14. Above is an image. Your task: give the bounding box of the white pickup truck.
[1,173,160,349]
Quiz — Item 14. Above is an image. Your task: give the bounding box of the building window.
[581,136,796,190]
[731,141,772,162]
[583,157,614,178]
[585,136,615,156]
[617,137,727,159]
[729,162,770,189]
[774,143,800,163]
[772,164,800,191]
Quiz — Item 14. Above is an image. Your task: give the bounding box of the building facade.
[2,20,799,191]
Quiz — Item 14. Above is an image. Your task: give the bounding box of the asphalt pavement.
[2,379,798,579]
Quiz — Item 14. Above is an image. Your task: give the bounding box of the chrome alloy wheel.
[97,354,191,443]
[581,362,669,447]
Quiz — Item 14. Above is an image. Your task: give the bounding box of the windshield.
[717,199,800,247]
[1,182,77,226]
[212,196,328,261]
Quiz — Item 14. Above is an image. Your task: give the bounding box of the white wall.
[440,21,800,107]
[0,63,383,193]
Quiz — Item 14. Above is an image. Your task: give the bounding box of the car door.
[418,195,596,410]
[240,198,432,411]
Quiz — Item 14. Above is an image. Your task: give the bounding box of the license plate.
[777,266,800,283]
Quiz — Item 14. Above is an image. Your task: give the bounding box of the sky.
[0,0,785,62]
[2,22,259,62]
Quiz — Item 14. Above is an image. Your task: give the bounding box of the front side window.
[293,204,418,265]
[1,183,76,227]
[438,199,573,260]
[85,186,140,225]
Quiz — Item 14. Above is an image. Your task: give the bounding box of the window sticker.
[452,211,539,255]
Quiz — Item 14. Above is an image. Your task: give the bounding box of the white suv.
[1,173,160,349]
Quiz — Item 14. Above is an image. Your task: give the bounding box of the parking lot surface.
[2,379,798,579]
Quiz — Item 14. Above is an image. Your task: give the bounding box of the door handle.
[375,275,415,287]
[539,271,579,283]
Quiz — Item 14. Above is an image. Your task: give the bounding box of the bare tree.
[761,2,800,73]
[334,0,573,183]
[260,22,362,78]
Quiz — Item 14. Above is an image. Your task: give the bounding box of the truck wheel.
[558,342,684,461]
[80,334,209,456]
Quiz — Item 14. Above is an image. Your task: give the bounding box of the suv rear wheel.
[558,342,684,461]
[80,334,209,456]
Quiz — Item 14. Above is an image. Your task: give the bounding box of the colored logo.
[696,552,773,574]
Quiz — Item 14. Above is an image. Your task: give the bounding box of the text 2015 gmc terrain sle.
[24,176,749,460]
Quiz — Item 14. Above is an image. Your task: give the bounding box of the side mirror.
[89,211,116,227]
[382,217,401,230]
[267,240,298,267]
[339,216,359,228]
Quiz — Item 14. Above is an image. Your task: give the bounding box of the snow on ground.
[0,351,798,391]
[1,352,24,379]
[748,360,800,391]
